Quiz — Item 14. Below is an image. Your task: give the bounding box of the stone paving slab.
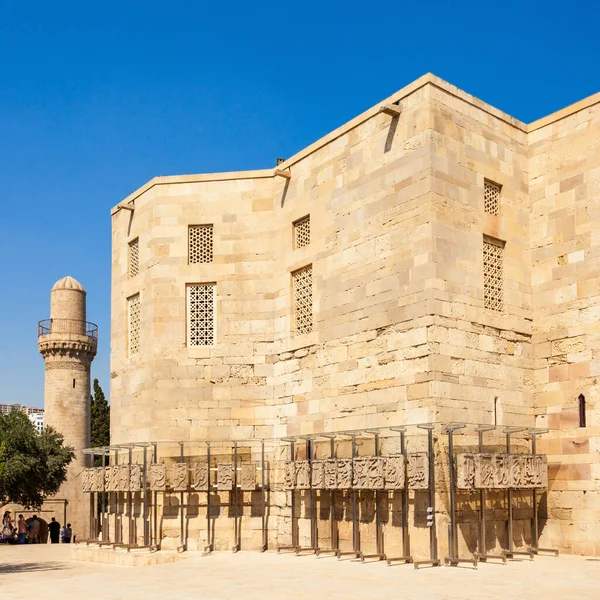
[0,545,598,600]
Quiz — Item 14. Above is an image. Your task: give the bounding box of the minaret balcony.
[37,319,98,355]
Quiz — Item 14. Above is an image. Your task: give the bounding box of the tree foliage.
[91,379,110,466]
[0,411,74,507]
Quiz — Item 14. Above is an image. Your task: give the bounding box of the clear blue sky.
[0,1,598,408]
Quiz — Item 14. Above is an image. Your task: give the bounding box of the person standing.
[63,523,72,544]
[17,515,27,544]
[28,515,40,544]
[48,517,60,544]
[1,511,13,543]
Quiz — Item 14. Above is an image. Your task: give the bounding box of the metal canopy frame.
[81,422,555,567]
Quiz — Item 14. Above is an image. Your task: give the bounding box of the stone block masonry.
[108,73,600,556]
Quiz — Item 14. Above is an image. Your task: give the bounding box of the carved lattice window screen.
[483,238,504,311]
[484,180,501,216]
[292,265,313,335]
[129,238,139,278]
[294,215,310,249]
[188,283,216,346]
[189,225,214,264]
[128,294,140,355]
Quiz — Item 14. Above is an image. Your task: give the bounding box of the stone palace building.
[101,74,599,560]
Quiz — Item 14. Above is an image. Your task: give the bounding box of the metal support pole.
[330,436,336,552]
[443,424,475,568]
[101,451,107,542]
[152,443,158,548]
[114,449,119,544]
[142,445,148,547]
[178,442,186,552]
[296,438,318,554]
[360,432,385,562]
[128,448,133,546]
[336,435,360,559]
[527,430,558,557]
[278,440,297,553]
[414,425,440,569]
[503,428,532,560]
[205,442,212,553]
[261,441,267,552]
[233,442,239,552]
[473,426,505,564]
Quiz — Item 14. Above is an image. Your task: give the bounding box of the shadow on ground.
[0,562,70,574]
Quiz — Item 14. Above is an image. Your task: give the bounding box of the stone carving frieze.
[130,464,142,492]
[456,453,476,490]
[352,457,384,489]
[311,461,325,489]
[336,459,352,489]
[149,463,167,491]
[284,461,294,489]
[93,467,105,492]
[217,462,234,491]
[240,462,257,491]
[324,459,338,489]
[170,463,188,491]
[407,452,429,489]
[294,461,311,490]
[116,465,130,492]
[461,453,548,490]
[384,456,405,490]
[81,468,93,493]
[192,462,209,491]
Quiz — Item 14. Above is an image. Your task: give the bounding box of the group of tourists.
[1,511,72,545]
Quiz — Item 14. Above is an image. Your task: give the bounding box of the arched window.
[578,394,586,428]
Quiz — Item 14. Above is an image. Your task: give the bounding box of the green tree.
[0,411,74,507]
[91,379,110,466]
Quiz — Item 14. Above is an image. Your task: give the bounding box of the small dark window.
[72,379,76,389]
[579,394,586,428]
[493,397,498,426]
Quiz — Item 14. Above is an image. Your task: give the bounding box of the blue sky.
[0,1,598,407]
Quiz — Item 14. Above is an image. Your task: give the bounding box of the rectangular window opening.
[292,265,313,335]
[484,180,501,216]
[128,238,139,278]
[128,294,141,355]
[187,283,216,346]
[293,215,311,249]
[189,225,214,264]
[483,237,504,312]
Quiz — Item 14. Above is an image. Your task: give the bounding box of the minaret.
[38,276,98,537]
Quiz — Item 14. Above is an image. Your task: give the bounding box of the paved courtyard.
[0,545,598,600]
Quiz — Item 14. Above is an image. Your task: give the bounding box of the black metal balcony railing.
[38,319,99,341]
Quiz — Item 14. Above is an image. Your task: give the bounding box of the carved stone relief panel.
[94,467,105,492]
[493,454,509,489]
[324,460,338,489]
[294,461,311,490]
[522,455,548,488]
[384,456,405,490]
[508,455,522,488]
[407,453,429,489]
[104,467,111,491]
[192,462,209,491]
[311,461,325,489]
[217,462,234,491]
[284,461,294,489]
[240,462,257,491]
[336,459,353,489]
[456,453,475,490]
[353,457,384,489]
[117,465,130,492]
[130,464,142,492]
[149,463,167,491]
[474,454,495,489]
[81,469,92,493]
[170,463,188,491]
